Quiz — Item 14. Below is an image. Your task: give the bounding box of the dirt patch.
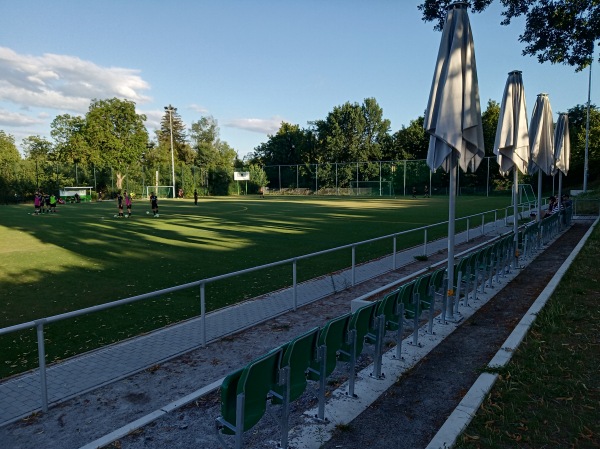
[0,224,589,449]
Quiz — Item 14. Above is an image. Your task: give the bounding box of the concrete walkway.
[0,219,512,427]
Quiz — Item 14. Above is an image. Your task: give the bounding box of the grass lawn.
[455,222,600,449]
[0,194,510,378]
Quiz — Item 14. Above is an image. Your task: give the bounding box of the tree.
[250,122,312,166]
[159,106,189,163]
[0,131,20,164]
[189,116,221,167]
[84,98,148,189]
[248,164,269,192]
[0,131,21,199]
[391,116,429,160]
[481,99,500,156]
[419,0,599,70]
[50,114,89,164]
[313,98,390,163]
[567,103,600,183]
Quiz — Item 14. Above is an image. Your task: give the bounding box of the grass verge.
[455,221,600,449]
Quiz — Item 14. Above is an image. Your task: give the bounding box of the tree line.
[0,95,598,202]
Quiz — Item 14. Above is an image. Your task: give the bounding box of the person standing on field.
[194,189,198,206]
[49,193,57,213]
[117,191,124,218]
[150,192,159,217]
[124,190,132,217]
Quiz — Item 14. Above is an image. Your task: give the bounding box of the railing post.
[481,214,485,236]
[292,259,298,311]
[200,283,206,347]
[423,228,428,257]
[505,207,508,226]
[351,245,356,286]
[494,210,498,232]
[466,218,470,242]
[392,236,397,270]
[35,320,48,412]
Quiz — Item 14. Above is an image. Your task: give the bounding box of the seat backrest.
[413,274,431,302]
[377,290,400,325]
[310,313,351,379]
[398,280,416,315]
[276,327,320,402]
[218,367,245,435]
[343,302,377,357]
[454,257,468,283]
[430,268,445,292]
[237,347,283,431]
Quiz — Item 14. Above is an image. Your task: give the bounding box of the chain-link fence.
[2,156,579,203]
[263,158,512,197]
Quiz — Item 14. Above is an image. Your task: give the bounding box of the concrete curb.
[425,216,599,449]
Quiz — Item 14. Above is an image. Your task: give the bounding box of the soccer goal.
[144,186,173,199]
[348,181,393,196]
[60,186,93,202]
[519,184,536,206]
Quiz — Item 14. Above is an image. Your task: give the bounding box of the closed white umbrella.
[424,2,484,313]
[553,113,570,207]
[494,70,529,259]
[529,93,555,220]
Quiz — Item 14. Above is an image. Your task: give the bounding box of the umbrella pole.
[537,170,543,222]
[447,159,457,319]
[558,172,563,208]
[513,169,519,264]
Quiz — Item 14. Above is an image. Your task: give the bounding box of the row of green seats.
[215,232,522,449]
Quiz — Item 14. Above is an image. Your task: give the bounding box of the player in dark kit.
[150,192,159,217]
[117,192,124,218]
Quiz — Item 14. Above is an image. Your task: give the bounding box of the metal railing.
[0,201,536,413]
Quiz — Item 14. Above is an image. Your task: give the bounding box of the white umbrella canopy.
[553,113,570,206]
[554,113,570,175]
[424,2,485,174]
[529,93,555,220]
[424,2,484,311]
[493,70,529,254]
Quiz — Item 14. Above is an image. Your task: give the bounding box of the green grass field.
[0,194,510,378]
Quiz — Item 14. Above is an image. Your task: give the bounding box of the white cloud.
[0,108,44,127]
[188,103,208,114]
[0,46,152,114]
[224,116,284,135]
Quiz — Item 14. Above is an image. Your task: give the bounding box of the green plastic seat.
[307,313,351,381]
[307,313,351,420]
[339,302,378,361]
[413,274,432,311]
[216,347,283,444]
[272,327,319,403]
[216,367,245,436]
[339,302,378,396]
[429,268,445,297]
[398,280,416,318]
[376,290,401,331]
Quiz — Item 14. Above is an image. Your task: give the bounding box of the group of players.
[115,191,160,218]
[33,191,59,214]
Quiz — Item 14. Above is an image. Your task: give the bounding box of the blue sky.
[1,0,597,159]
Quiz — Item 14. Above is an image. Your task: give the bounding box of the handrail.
[0,200,537,414]
[0,200,537,337]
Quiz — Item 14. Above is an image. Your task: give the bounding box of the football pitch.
[0,195,510,378]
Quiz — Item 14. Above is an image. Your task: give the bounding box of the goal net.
[348,181,393,196]
[144,186,173,199]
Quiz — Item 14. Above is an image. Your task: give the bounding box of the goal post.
[144,186,173,199]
